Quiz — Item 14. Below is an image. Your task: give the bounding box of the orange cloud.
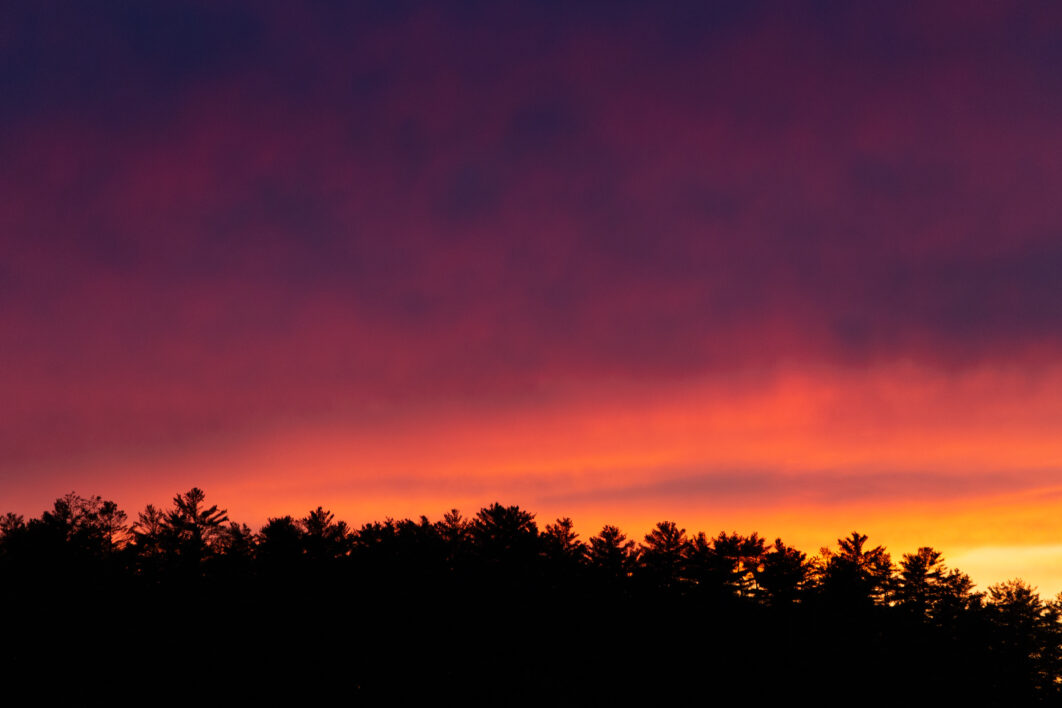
[11,360,1060,593]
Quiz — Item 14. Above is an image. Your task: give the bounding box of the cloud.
[541,468,1062,508]
[4,0,1062,494]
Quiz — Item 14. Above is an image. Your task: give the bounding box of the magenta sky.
[4,2,1062,591]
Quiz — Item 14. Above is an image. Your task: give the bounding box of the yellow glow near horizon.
[8,361,1062,595]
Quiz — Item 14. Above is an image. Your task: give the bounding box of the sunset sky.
[4,1,1062,593]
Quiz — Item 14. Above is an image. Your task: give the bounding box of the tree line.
[2,488,1060,704]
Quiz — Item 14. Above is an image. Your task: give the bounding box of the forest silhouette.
[2,488,1061,704]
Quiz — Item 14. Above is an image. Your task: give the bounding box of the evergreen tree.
[639,521,688,591]
[755,538,810,606]
[587,525,636,582]
[818,531,893,607]
[160,488,228,572]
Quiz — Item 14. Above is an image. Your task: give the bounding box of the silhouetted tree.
[3,488,1061,701]
[160,488,228,573]
[717,532,767,597]
[355,519,397,549]
[43,492,128,556]
[129,503,168,579]
[0,493,129,595]
[437,508,469,545]
[259,516,304,568]
[897,546,969,622]
[301,506,336,536]
[0,513,28,571]
[685,531,767,600]
[352,518,406,587]
[435,508,470,572]
[542,517,584,562]
[394,516,447,578]
[933,567,981,626]
[817,531,893,608]
[639,521,688,591]
[14,493,128,572]
[0,513,25,552]
[469,503,539,564]
[587,525,636,583]
[984,579,1062,699]
[540,517,585,593]
[0,512,25,536]
[132,504,166,554]
[755,538,810,606]
[300,507,349,559]
[216,521,256,574]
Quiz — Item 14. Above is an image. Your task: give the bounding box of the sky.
[4,1,1062,593]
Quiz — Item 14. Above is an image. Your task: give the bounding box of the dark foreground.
[2,490,1060,705]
